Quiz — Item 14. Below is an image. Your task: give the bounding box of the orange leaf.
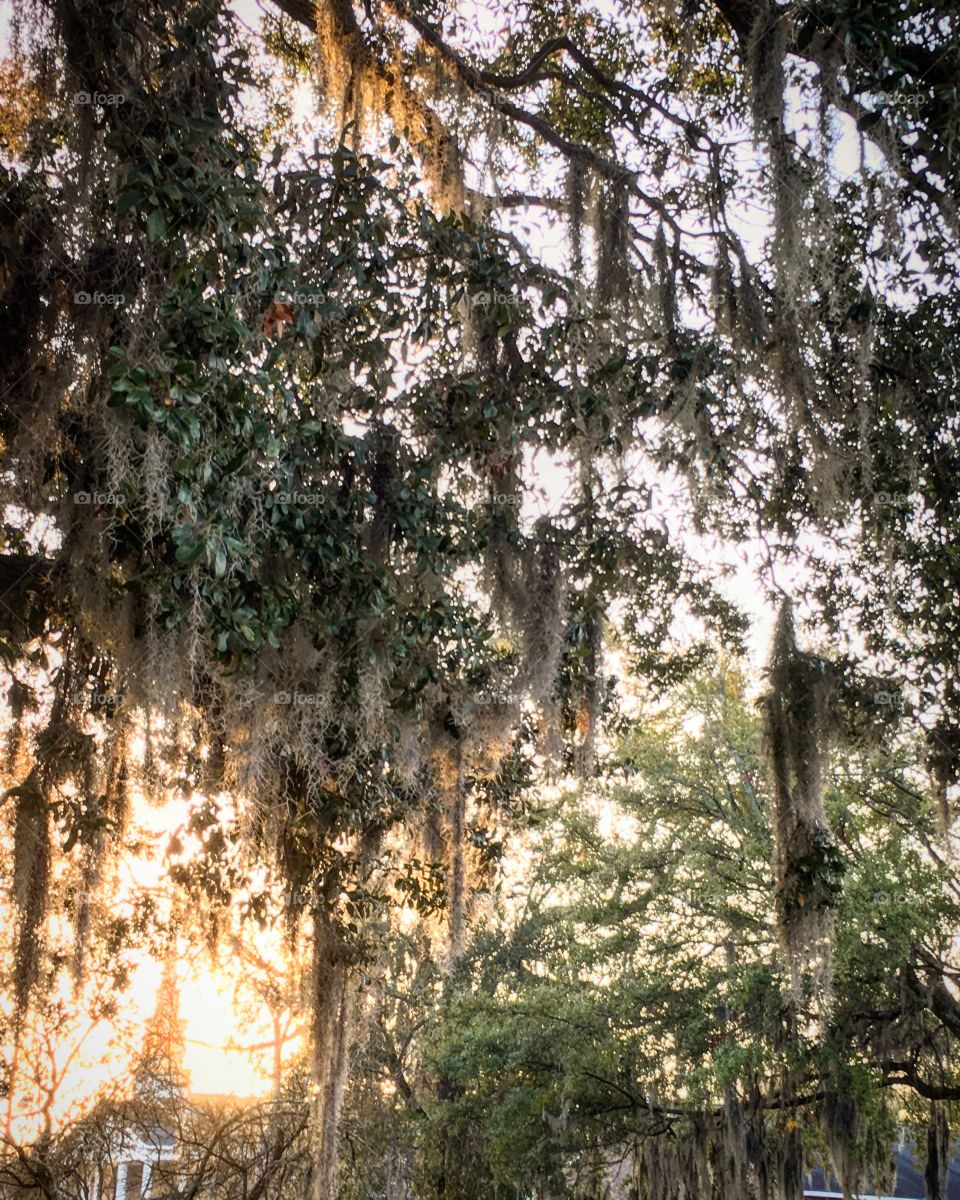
[263,300,295,338]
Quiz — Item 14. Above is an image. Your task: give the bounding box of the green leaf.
[175,539,204,564]
[146,209,167,242]
[115,189,143,216]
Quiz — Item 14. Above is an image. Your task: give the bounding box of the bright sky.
[1,783,300,1138]
[128,791,305,1103]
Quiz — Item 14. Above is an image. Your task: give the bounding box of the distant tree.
[133,954,188,1105]
[399,662,960,1197]
[0,1089,314,1200]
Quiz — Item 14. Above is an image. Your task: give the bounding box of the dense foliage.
[0,0,958,1194]
[405,665,960,1197]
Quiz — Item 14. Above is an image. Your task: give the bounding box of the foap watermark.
[468,290,523,311]
[255,478,325,506]
[873,891,911,905]
[469,690,525,707]
[273,490,323,506]
[870,490,911,510]
[273,690,325,706]
[74,290,126,307]
[73,90,126,106]
[73,690,123,711]
[74,490,124,506]
[477,88,512,112]
[276,289,324,306]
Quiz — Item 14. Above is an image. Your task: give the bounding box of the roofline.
[804,1193,923,1200]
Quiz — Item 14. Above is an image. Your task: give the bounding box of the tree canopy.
[0,0,958,1194]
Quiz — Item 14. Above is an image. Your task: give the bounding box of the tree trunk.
[310,918,355,1200]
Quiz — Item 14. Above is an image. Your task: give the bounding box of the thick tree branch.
[266,0,693,236]
[0,553,56,640]
[707,0,957,212]
[881,1063,960,1102]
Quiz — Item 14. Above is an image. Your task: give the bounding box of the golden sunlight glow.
[181,972,291,1100]
[1,763,304,1140]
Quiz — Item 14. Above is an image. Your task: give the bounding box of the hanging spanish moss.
[925,1102,950,1200]
[313,0,465,210]
[926,721,958,841]
[311,915,356,1200]
[746,3,812,428]
[3,678,33,783]
[762,601,842,999]
[445,745,467,963]
[618,1055,899,1200]
[566,161,588,279]
[822,1087,865,1200]
[593,176,631,309]
[10,767,50,1019]
[651,224,677,343]
[574,608,604,782]
[630,1097,803,1200]
[7,633,102,1017]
